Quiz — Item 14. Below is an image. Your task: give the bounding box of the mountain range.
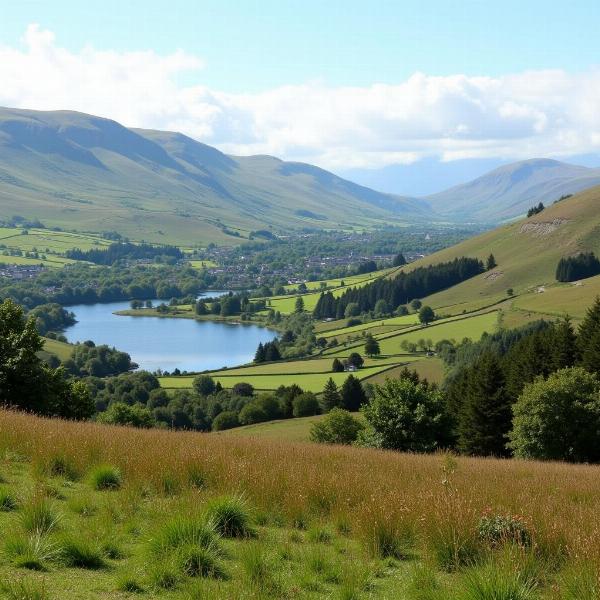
[2,107,600,243]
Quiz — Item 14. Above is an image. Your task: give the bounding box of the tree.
[392,253,407,267]
[553,316,577,370]
[418,306,435,325]
[486,254,497,270]
[98,402,155,428]
[193,375,216,396]
[510,367,600,462]
[264,341,281,361]
[321,378,342,412]
[292,393,320,417]
[332,358,345,373]
[410,299,422,312]
[212,411,239,431]
[310,408,364,444]
[374,299,389,317]
[458,352,511,456]
[232,382,254,397]
[0,299,93,419]
[294,297,305,313]
[360,378,450,452]
[578,296,600,376]
[347,352,364,369]
[364,335,380,357]
[195,301,209,315]
[344,303,360,318]
[340,375,367,411]
[254,342,266,363]
[238,403,268,425]
[506,288,514,297]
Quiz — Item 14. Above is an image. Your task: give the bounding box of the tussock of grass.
[457,562,538,600]
[0,487,18,511]
[177,543,227,579]
[116,575,144,593]
[4,532,59,571]
[239,543,281,595]
[57,536,105,569]
[20,496,59,535]
[89,464,122,490]
[67,494,96,517]
[148,517,221,557]
[47,454,80,481]
[205,495,256,538]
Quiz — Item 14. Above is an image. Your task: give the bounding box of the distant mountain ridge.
[0,107,429,245]
[426,158,600,221]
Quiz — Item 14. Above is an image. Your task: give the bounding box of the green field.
[217,413,331,441]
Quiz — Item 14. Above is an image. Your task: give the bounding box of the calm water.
[64,292,275,373]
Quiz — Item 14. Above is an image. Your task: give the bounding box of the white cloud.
[2,25,600,169]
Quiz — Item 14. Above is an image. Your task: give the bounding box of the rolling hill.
[0,107,430,245]
[427,158,600,222]
[402,184,600,316]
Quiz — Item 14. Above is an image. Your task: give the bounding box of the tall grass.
[3,409,600,578]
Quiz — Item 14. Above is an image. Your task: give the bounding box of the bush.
[212,411,239,431]
[97,402,155,428]
[205,495,255,538]
[360,378,451,452]
[477,512,531,548]
[509,367,600,462]
[89,465,122,490]
[193,375,216,396]
[310,409,364,445]
[232,382,254,397]
[292,393,321,417]
[238,403,268,425]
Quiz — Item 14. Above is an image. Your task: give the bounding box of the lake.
[63,292,276,373]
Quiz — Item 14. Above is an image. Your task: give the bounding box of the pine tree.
[458,352,511,456]
[321,378,342,412]
[486,253,497,270]
[295,296,305,313]
[578,296,600,375]
[553,316,577,370]
[264,342,281,361]
[393,252,407,267]
[254,342,266,363]
[340,375,367,411]
[364,334,380,357]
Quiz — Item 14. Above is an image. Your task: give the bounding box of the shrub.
[205,495,255,538]
[58,536,105,569]
[232,382,254,397]
[310,409,364,445]
[238,403,268,425]
[510,367,600,462]
[193,374,216,396]
[360,378,451,452]
[89,465,122,490]
[20,496,59,534]
[211,411,239,431]
[292,393,320,417]
[477,512,531,548]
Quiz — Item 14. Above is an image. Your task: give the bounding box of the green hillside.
[0,107,430,245]
[400,184,600,315]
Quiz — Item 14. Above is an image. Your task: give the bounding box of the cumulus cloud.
[2,25,600,168]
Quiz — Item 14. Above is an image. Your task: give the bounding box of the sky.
[2,1,600,179]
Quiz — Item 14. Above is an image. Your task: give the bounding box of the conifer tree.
[340,374,367,411]
[254,342,266,363]
[553,316,577,370]
[486,253,497,270]
[364,334,381,357]
[294,296,305,313]
[321,377,342,412]
[332,358,345,373]
[458,352,511,456]
[264,341,281,361]
[578,296,600,375]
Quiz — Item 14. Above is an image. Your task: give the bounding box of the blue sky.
[2,1,600,192]
[2,0,600,92]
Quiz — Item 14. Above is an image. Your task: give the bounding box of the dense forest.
[65,242,183,265]
[555,251,600,282]
[313,257,484,318]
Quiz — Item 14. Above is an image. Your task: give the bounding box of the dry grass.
[1,409,599,576]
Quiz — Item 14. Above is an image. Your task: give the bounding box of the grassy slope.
[1,410,600,598]
[401,185,600,313]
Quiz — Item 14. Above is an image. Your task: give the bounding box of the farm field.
[2,410,600,598]
[217,413,333,441]
[160,362,410,393]
[40,338,74,362]
[283,268,397,292]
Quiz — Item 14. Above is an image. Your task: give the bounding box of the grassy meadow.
[1,409,599,598]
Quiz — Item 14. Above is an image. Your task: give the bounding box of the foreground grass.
[1,410,600,597]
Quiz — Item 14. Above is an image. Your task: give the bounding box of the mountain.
[0,107,429,245]
[426,158,600,222]
[402,183,600,315]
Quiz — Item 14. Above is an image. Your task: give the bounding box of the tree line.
[556,252,600,282]
[65,242,183,265]
[312,257,484,319]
